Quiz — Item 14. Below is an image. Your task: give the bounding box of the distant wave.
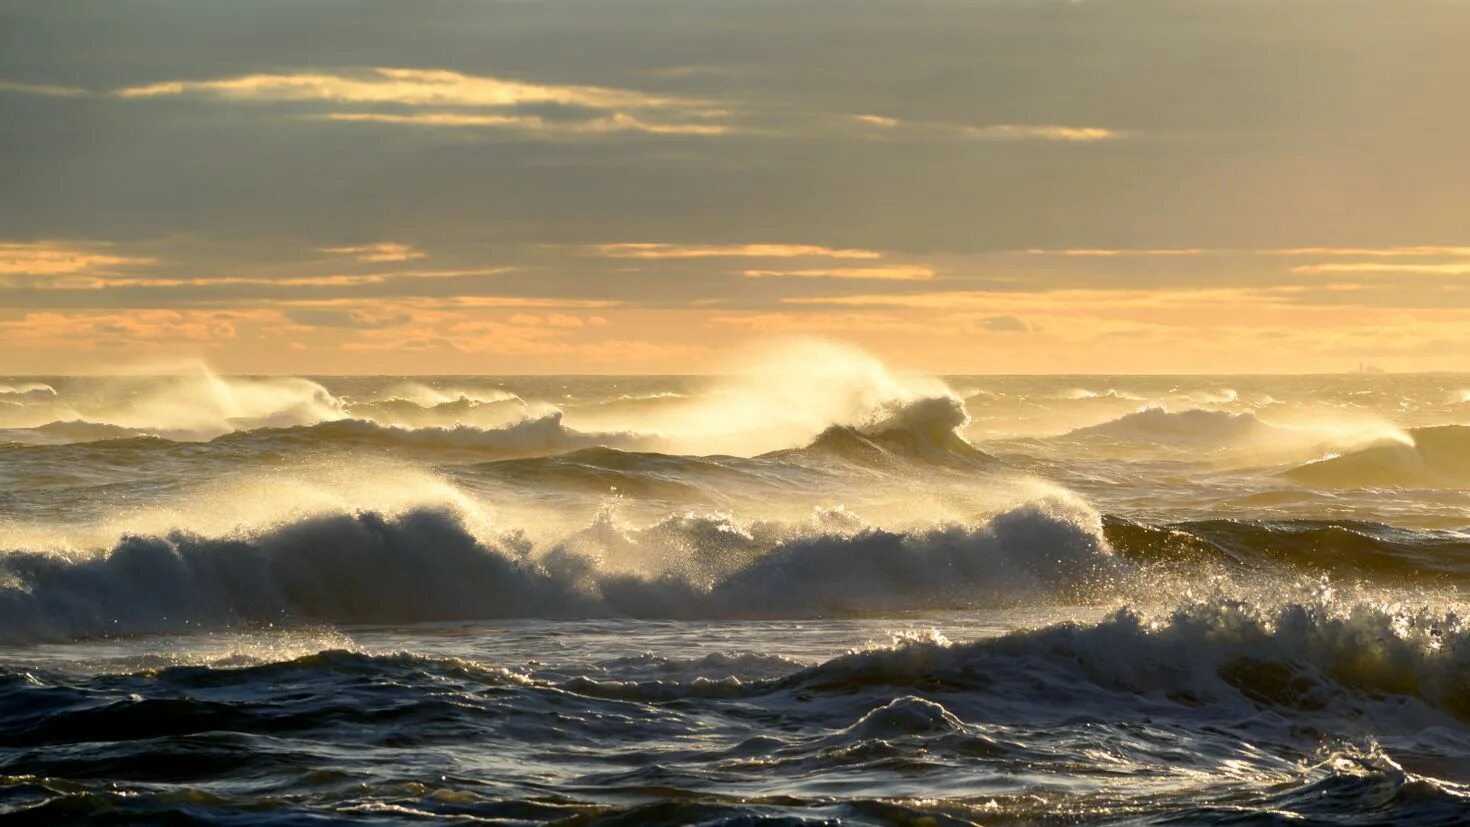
[213,412,655,460]
[0,382,57,398]
[343,395,529,429]
[0,498,1116,642]
[1055,388,1143,401]
[342,382,529,429]
[562,390,688,408]
[1066,406,1275,445]
[0,372,347,441]
[356,382,521,408]
[454,398,994,499]
[1287,424,1470,488]
[0,420,147,446]
[0,396,993,471]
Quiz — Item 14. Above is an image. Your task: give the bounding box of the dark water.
[1,360,1468,823]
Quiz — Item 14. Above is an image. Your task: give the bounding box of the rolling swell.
[1288,424,1470,488]
[210,412,656,459]
[7,594,1467,728]
[0,499,1116,643]
[545,597,1470,731]
[1104,516,1470,581]
[770,597,1470,724]
[1066,406,1275,445]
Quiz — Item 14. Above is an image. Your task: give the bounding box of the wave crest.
[0,498,1118,643]
[214,412,653,459]
[1067,406,1275,445]
[784,597,1470,722]
[1288,425,1470,488]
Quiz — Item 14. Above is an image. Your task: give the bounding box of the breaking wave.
[38,594,1464,729]
[771,597,1470,723]
[0,382,56,398]
[1104,516,1470,581]
[772,395,992,468]
[0,498,1117,643]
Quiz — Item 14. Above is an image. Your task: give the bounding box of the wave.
[0,419,147,446]
[563,390,688,408]
[1288,425,1470,488]
[57,593,1464,729]
[342,382,531,429]
[0,498,1117,643]
[566,596,1470,728]
[1104,516,1470,581]
[0,382,56,398]
[771,396,993,468]
[343,395,529,430]
[769,597,1470,723]
[1066,406,1276,446]
[211,411,654,460]
[0,370,347,440]
[1056,387,1143,401]
[357,382,521,409]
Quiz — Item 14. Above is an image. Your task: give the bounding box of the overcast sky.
[3,0,1469,373]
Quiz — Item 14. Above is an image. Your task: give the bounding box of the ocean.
[2,351,1469,824]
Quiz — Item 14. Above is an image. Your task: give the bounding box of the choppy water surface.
[2,350,1469,823]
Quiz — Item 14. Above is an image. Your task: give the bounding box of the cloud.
[0,79,88,97]
[742,265,934,280]
[0,310,272,349]
[965,124,1116,142]
[282,308,412,328]
[115,67,692,110]
[707,312,921,333]
[314,111,728,136]
[0,242,156,276]
[416,296,619,309]
[1022,248,1206,257]
[320,242,427,263]
[1291,262,1470,276]
[1276,246,1470,257]
[590,243,881,259]
[38,274,395,291]
[1021,246,1470,258]
[974,314,1037,333]
[112,67,733,139]
[782,287,1297,311]
[507,312,586,327]
[849,115,1117,143]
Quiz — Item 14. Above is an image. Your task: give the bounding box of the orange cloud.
[708,312,923,333]
[742,265,934,280]
[1291,262,1470,276]
[0,79,88,97]
[0,310,278,350]
[320,242,427,263]
[591,243,882,260]
[0,242,156,276]
[1022,248,1207,257]
[117,67,693,110]
[315,111,729,136]
[964,124,1117,142]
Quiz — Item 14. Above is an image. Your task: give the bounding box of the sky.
[2,0,1469,375]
